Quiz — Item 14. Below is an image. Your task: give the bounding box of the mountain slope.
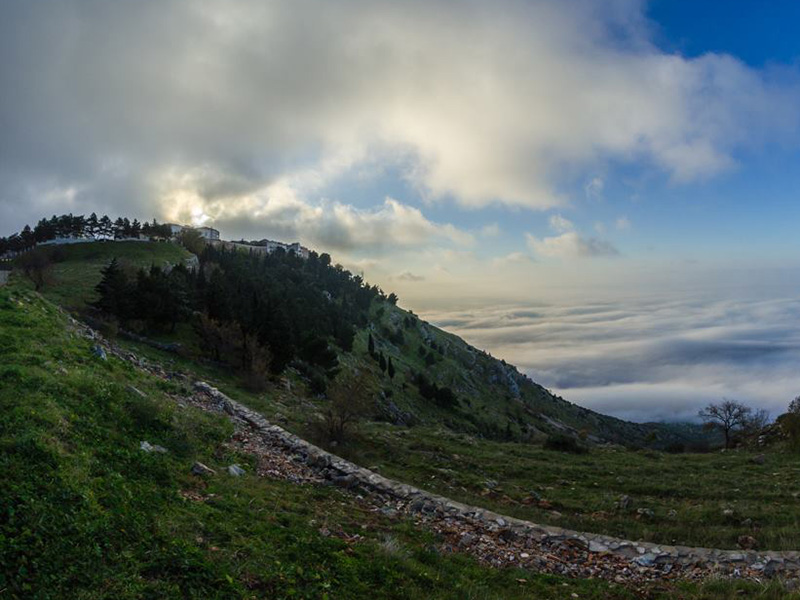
[26,240,699,449]
[4,284,649,599]
[347,301,701,448]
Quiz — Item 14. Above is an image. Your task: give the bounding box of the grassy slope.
[3,281,800,599]
[1,283,645,599]
[17,242,800,551]
[38,241,191,310]
[378,303,709,447]
[113,323,800,550]
[27,242,694,447]
[342,425,800,550]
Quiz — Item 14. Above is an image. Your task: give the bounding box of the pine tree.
[387,357,395,379]
[113,217,125,239]
[99,215,112,238]
[367,332,375,356]
[72,214,86,237]
[86,213,99,238]
[379,352,387,373]
[20,225,34,248]
[92,258,131,318]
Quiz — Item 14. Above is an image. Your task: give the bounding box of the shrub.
[779,412,800,451]
[94,315,120,339]
[543,433,588,454]
[318,371,374,445]
[307,368,328,396]
[686,441,711,453]
[17,248,52,291]
[664,442,685,454]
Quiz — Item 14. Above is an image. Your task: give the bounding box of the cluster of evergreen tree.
[368,333,396,380]
[92,244,386,381]
[93,259,192,332]
[0,213,173,255]
[413,373,458,408]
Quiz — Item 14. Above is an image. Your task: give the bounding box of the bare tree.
[743,408,770,436]
[698,399,752,449]
[18,248,52,291]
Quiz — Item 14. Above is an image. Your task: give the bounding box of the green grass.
[5,285,800,597]
[34,241,191,309]
[83,303,800,552]
[0,284,639,599]
[11,243,800,597]
[325,424,800,551]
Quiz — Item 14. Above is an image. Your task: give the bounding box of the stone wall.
[194,382,800,577]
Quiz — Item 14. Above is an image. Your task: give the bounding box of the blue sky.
[648,0,800,66]
[241,0,800,287]
[3,0,800,419]
[3,0,800,284]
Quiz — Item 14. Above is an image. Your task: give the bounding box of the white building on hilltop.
[212,238,310,259]
[165,224,219,241]
[196,226,220,240]
[258,239,309,258]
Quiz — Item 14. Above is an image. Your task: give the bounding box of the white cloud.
[2,0,800,235]
[584,177,605,201]
[397,271,426,282]
[167,177,474,252]
[345,257,380,272]
[492,251,535,266]
[548,214,575,233]
[531,213,619,258]
[526,231,618,258]
[422,296,800,422]
[480,223,501,237]
[616,216,632,230]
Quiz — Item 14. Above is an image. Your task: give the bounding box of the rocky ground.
[65,310,800,594]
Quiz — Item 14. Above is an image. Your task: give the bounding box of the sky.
[2,0,800,421]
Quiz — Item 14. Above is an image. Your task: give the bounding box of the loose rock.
[127,385,147,398]
[140,441,167,453]
[192,462,216,476]
[227,464,246,477]
[616,495,631,510]
[738,535,758,550]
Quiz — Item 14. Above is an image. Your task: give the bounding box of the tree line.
[0,213,174,255]
[92,243,388,391]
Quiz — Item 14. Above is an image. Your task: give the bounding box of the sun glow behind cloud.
[2,0,799,240]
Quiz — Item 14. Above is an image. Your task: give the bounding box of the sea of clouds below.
[421,293,800,423]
